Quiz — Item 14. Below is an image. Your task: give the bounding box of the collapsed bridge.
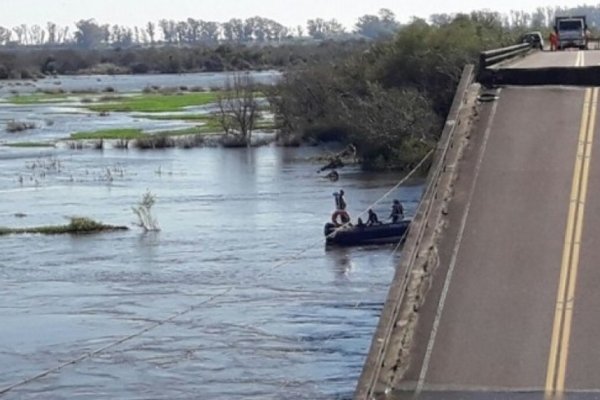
[356,45,600,399]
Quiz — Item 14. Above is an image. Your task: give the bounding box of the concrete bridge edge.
[354,64,479,400]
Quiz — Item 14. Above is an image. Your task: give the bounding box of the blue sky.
[0,0,588,28]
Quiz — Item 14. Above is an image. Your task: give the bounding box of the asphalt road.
[508,48,600,68]
[388,50,600,399]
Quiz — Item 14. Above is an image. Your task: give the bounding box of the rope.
[0,149,434,397]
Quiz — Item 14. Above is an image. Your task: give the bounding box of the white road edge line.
[415,89,502,393]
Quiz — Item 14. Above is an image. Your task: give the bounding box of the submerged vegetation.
[9,93,71,104]
[132,190,160,231]
[6,120,37,133]
[70,128,145,140]
[5,142,55,148]
[0,217,128,235]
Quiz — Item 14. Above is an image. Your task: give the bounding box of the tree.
[175,21,187,43]
[134,26,140,44]
[323,19,345,37]
[340,84,439,169]
[47,22,57,45]
[217,73,260,146]
[12,25,26,44]
[200,21,220,43]
[57,26,70,44]
[146,21,156,44]
[111,24,122,44]
[307,18,326,39]
[187,18,201,42]
[430,14,454,26]
[243,18,255,41]
[355,9,400,39]
[29,25,44,45]
[159,19,176,43]
[0,26,12,45]
[222,20,235,41]
[307,18,346,39]
[74,19,107,48]
[222,18,244,42]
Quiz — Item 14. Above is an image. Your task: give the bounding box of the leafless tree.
[47,22,57,44]
[0,26,11,45]
[217,73,260,146]
[57,26,70,43]
[146,21,156,44]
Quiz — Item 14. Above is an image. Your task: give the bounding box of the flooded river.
[0,73,424,399]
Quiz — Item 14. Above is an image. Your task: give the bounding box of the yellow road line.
[545,87,597,397]
[556,87,598,392]
[575,51,585,67]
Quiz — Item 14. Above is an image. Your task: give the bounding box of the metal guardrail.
[479,43,532,68]
[354,64,475,400]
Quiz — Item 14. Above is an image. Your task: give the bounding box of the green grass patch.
[153,125,223,136]
[70,128,144,140]
[5,142,55,148]
[255,120,276,130]
[133,113,213,121]
[67,117,272,144]
[0,217,128,236]
[89,92,220,113]
[137,113,274,131]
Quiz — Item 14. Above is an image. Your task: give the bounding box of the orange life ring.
[331,210,350,226]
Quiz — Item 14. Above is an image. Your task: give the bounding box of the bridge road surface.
[387,50,600,399]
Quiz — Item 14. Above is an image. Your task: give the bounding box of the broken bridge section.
[357,50,600,400]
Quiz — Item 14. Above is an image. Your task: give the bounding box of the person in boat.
[366,208,380,226]
[331,190,351,226]
[389,199,404,223]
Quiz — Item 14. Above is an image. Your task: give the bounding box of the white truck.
[555,16,588,50]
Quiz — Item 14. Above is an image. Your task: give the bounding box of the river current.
[0,72,423,399]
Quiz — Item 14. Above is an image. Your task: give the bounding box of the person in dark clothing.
[334,190,347,211]
[331,190,350,226]
[389,199,404,223]
[367,208,380,226]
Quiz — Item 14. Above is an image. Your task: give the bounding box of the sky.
[0,0,590,29]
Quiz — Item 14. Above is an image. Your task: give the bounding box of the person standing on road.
[550,30,558,51]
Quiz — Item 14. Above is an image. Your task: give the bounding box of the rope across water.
[0,149,433,396]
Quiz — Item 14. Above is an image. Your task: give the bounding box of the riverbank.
[1,73,278,149]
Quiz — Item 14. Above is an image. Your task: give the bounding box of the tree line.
[4,5,600,49]
[0,9,400,48]
[267,4,600,170]
[269,12,521,170]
